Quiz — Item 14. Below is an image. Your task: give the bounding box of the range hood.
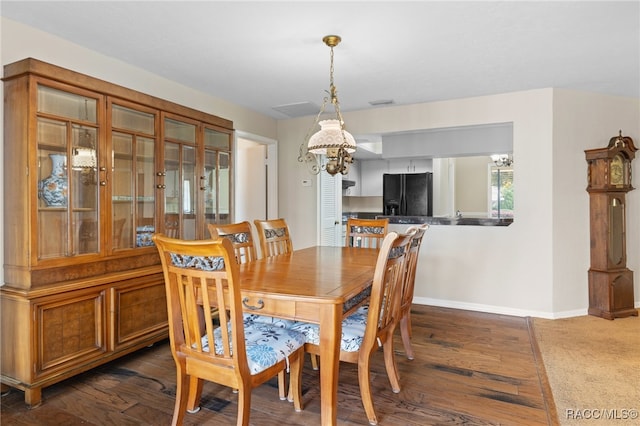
[342,180,356,189]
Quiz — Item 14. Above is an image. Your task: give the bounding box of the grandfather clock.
[585,131,637,319]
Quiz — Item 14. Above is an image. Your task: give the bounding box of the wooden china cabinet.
[1,58,234,406]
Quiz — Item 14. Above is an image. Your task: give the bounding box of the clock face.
[610,154,625,186]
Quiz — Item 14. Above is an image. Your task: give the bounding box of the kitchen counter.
[342,212,381,224]
[376,215,513,226]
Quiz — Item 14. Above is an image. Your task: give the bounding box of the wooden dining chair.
[345,217,389,248]
[305,217,388,371]
[208,221,259,264]
[398,224,428,360]
[208,220,292,398]
[152,234,306,426]
[253,218,293,258]
[291,231,413,425]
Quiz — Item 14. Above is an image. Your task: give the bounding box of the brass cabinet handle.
[242,297,264,311]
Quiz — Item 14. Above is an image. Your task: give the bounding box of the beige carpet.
[532,314,640,425]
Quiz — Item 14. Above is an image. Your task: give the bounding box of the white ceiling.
[2,1,639,124]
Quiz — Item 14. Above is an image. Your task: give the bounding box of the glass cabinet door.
[37,84,100,259]
[164,117,197,239]
[204,126,232,229]
[110,103,157,249]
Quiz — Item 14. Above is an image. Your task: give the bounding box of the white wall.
[278,90,640,318]
[551,90,640,314]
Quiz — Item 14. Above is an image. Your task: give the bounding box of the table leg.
[318,303,342,426]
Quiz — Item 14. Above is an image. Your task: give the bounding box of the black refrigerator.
[383,172,433,216]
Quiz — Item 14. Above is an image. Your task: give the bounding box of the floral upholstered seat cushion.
[290,305,370,353]
[200,323,306,375]
[243,313,298,329]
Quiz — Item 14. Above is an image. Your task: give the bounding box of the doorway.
[235,132,278,223]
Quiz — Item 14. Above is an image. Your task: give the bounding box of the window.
[490,166,513,218]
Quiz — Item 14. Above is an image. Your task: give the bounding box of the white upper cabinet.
[387,158,432,174]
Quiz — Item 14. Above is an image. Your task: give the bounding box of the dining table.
[237,245,379,426]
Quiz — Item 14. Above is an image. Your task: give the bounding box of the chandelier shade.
[308,119,356,154]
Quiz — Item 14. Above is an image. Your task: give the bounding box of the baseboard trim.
[412,296,589,319]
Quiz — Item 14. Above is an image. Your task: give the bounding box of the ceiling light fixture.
[491,154,513,167]
[298,35,356,176]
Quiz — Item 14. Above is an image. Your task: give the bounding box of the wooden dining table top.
[238,245,379,304]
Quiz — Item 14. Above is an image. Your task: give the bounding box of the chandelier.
[298,35,356,176]
[491,154,513,167]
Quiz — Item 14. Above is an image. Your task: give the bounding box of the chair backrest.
[152,234,250,383]
[362,230,413,353]
[253,218,293,258]
[208,221,258,264]
[345,217,389,248]
[164,213,180,238]
[400,224,428,313]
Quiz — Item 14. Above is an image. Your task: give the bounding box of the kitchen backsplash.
[342,196,383,213]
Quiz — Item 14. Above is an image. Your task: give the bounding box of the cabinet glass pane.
[113,132,157,249]
[203,150,217,226]
[164,142,180,238]
[112,105,155,134]
[112,132,134,248]
[38,149,69,259]
[38,85,97,122]
[136,137,156,247]
[218,152,230,224]
[165,118,196,143]
[164,143,180,215]
[182,145,197,239]
[204,127,230,150]
[72,124,99,255]
[37,118,67,148]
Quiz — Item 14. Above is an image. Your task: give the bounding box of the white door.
[318,168,342,246]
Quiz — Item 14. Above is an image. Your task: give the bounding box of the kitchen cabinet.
[388,158,432,174]
[1,58,234,406]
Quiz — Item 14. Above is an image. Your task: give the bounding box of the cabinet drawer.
[241,295,296,318]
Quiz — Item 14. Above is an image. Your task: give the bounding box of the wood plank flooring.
[1,305,558,425]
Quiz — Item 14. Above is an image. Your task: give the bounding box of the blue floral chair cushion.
[290,305,370,353]
[243,313,299,329]
[200,323,306,375]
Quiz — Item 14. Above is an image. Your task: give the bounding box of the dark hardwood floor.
[1,305,558,425]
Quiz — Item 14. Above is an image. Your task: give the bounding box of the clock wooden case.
[585,131,637,319]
